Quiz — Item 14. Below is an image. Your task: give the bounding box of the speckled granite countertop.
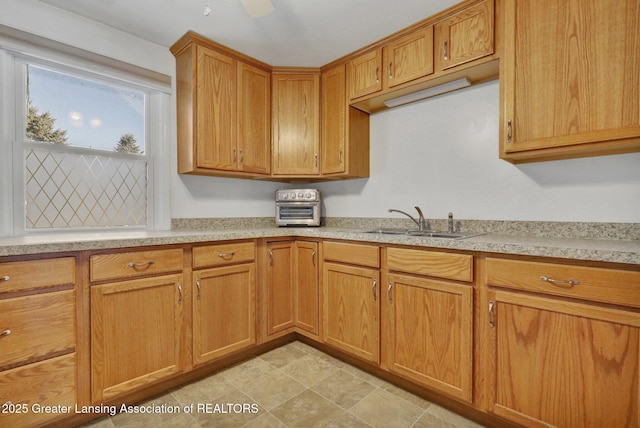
[1,225,638,265]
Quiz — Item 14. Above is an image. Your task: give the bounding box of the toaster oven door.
[276,203,320,226]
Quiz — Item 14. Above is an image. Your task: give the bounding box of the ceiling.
[39,0,460,67]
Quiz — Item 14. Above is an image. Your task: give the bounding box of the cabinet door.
[486,290,640,427]
[266,241,295,334]
[321,65,346,175]
[272,73,320,175]
[193,264,255,365]
[435,0,494,71]
[323,262,379,363]
[386,274,473,402]
[295,241,319,335]
[386,26,434,88]
[91,273,184,401]
[501,0,640,161]
[0,354,76,428]
[321,64,371,178]
[238,63,271,174]
[196,45,237,171]
[347,48,383,100]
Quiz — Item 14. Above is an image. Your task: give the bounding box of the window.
[24,64,149,229]
[0,28,171,235]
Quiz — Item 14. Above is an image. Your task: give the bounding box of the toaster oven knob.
[305,192,311,198]
[298,192,303,198]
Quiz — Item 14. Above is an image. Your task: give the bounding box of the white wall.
[3,0,639,224]
[317,80,640,223]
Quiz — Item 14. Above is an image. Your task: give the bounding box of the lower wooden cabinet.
[294,241,320,335]
[193,263,256,365]
[266,241,296,335]
[0,256,77,428]
[192,241,257,364]
[485,257,640,427]
[90,273,185,401]
[0,354,76,427]
[323,262,380,364]
[485,289,640,427]
[266,240,320,337]
[384,273,473,402]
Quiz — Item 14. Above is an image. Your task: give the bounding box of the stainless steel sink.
[359,228,411,235]
[358,228,484,239]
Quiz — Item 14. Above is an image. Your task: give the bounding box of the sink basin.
[407,230,467,239]
[358,228,484,240]
[359,228,411,235]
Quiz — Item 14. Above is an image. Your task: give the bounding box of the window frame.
[0,28,171,236]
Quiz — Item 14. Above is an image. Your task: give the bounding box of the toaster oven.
[275,188,321,226]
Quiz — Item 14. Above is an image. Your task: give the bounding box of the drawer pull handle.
[128,261,155,268]
[372,279,377,300]
[387,282,393,303]
[177,282,182,305]
[311,250,317,266]
[540,275,580,287]
[196,279,201,300]
[488,301,495,328]
[0,329,11,338]
[218,252,236,260]
[1,276,9,281]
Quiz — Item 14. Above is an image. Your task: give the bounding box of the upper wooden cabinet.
[271,71,321,176]
[321,64,370,178]
[386,26,435,88]
[500,0,640,162]
[171,33,271,177]
[347,49,382,100]
[347,27,434,100]
[347,0,498,113]
[434,0,494,72]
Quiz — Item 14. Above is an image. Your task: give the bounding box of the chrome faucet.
[447,212,454,233]
[388,206,430,231]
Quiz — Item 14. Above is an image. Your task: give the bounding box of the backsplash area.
[172,217,639,241]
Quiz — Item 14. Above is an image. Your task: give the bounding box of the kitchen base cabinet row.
[1,240,639,428]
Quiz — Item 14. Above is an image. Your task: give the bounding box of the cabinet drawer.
[193,242,255,269]
[323,241,380,268]
[0,257,75,294]
[0,289,75,368]
[486,258,640,308]
[90,248,183,282]
[387,247,473,282]
[0,353,76,427]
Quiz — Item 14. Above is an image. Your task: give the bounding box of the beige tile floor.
[81,341,483,428]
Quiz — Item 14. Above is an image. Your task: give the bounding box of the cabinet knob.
[0,329,12,338]
[1,276,9,281]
